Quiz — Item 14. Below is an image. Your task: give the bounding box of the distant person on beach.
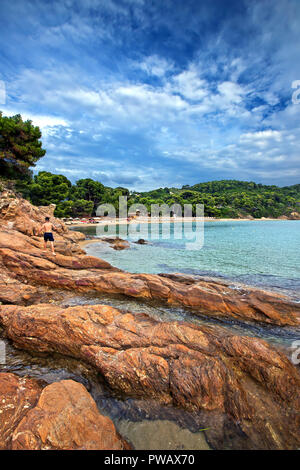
[39,217,56,255]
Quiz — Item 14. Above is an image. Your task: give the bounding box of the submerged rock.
[0,372,129,450]
[0,303,299,449]
[101,237,130,250]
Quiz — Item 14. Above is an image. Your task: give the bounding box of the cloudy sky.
[0,0,300,190]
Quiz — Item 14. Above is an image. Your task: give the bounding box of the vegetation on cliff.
[1,111,299,218]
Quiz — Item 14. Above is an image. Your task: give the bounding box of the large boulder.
[0,373,129,450]
[11,380,129,450]
[0,190,85,253]
[0,304,299,449]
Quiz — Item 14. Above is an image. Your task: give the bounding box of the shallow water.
[75,220,300,300]
[117,419,210,450]
[58,291,300,351]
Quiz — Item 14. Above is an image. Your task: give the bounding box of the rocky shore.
[0,372,129,450]
[0,190,299,450]
[1,303,300,449]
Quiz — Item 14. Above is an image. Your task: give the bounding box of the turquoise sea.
[75,220,300,300]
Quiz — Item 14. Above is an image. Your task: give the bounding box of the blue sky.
[0,0,300,190]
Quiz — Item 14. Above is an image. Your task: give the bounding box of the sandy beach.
[69,215,283,231]
[79,238,108,248]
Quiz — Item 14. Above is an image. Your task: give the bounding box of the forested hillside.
[131,180,300,218]
[8,173,300,219]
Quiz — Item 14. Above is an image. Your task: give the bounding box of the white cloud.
[138,55,174,77]
[0,107,68,129]
[168,67,208,101]
[62,88,115,110]
[240,130,282,142]
[4,58,300,188]
[2,0,300,189]
[217,81,245,104]
[31,115,69,129]
[115,83,187,111]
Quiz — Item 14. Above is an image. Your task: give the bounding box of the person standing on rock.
[39,217,56,255]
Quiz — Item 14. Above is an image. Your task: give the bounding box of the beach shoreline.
[79,238,108,248]
[70,215,288,231]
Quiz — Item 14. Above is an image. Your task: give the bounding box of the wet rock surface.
[0,372,129,450]
[135,239,148,245]
[101,237,131,250]
[0,229,299,325]
[0,303,299,449]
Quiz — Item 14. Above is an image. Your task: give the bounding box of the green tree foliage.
[28,171,72,206]
[70,178,106,206]
[70,199,94,217]
[129,180,300,219]
[54,200,74,218]
[17,170,300,220]
[53,199,93,218]
[69,180,132,214]
[21,172,132,218]
[0,112,46,178]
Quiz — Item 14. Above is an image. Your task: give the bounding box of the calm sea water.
[75,220,300,299]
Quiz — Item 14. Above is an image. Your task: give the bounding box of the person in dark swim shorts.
[44,232,54,242]
[39,217,56,255]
